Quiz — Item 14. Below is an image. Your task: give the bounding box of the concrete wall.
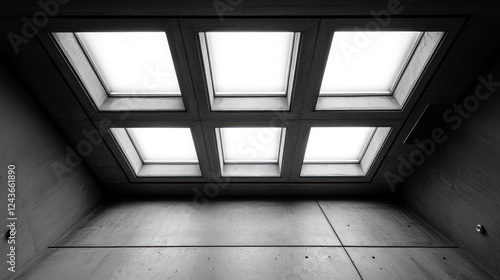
[399,58,500,278]
[0,60,104,279]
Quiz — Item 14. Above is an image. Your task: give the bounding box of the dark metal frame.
[179,18,320,118]
[36,17,463,183]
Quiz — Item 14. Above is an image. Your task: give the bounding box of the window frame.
[199,31,300,98]
[290,120,402,181]
[214,127,287,177]
[103,120,210,182]
[179,18,319,116]
[36,17,462,184]
[302,18,460,118]
[300,127,390,177]
[42,19,199,117]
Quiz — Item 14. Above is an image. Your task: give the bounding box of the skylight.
[76,32,181,96]
[46,19,455,181]
[127,128,198,163]
[201,32,299,96]
[219,127,283,163]
[303,127,376,163]
[319,32,421,96]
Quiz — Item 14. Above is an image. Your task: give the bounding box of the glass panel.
[127,128,198,163]
[204,32,297,96]
[304,127,376,163]
[320,32,421,95]
[220,127,283,163]
[77,32,181,96]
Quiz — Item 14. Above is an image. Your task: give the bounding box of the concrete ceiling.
[1,0,500,197]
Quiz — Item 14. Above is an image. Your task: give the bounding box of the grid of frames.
[41,18,461,183]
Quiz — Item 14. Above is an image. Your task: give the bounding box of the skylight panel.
[219,127,283,163]
[202,32,299,96]
[76,32,181,96]
[127,128,198,163]
[319,32,421,95]
[303,127,376,163]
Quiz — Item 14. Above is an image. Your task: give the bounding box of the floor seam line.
[48,245,346,249]
[315,198,364,280]
[48,245,461,249]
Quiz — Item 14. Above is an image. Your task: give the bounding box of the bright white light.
[204,32,296,96]
[220,127,283,163]
[303,127,376,163]
[77,32,181,96]
[127,128,198,163]
[320,32,421,95]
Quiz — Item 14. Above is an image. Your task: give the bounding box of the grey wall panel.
[399,58,500,278]
[0,26,90,121]
[0,61,103,280]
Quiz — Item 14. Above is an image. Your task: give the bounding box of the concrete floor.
[17,200,493,280]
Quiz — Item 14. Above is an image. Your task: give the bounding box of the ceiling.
[1,0,500,197]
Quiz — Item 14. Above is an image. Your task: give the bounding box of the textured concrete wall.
[0,60,104,279]
[399,58,500,278]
